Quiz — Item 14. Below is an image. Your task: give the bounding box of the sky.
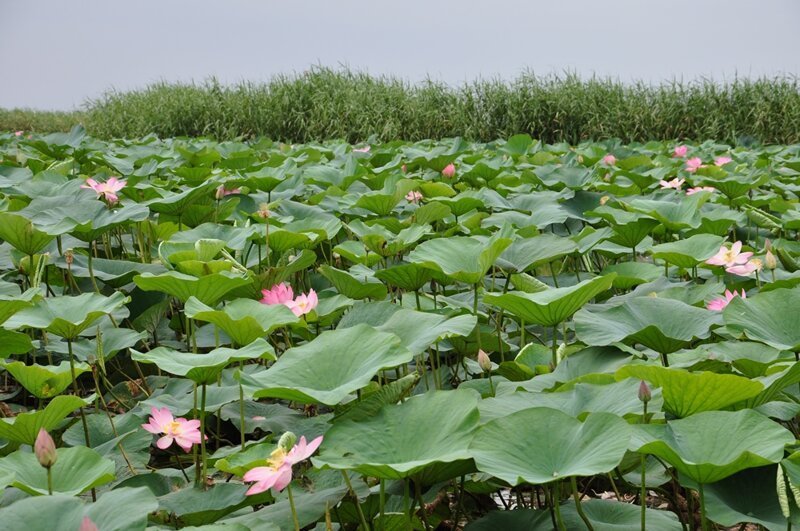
[2,0,799,110]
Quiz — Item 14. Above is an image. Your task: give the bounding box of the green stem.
[286,482,301,531]
[552,483,567,531]
[552,325,559,366]
[67,339,91,447]
[46,467,53,495]
[379,478,386,530]
[641,401,649,530]
[415,480,431,531]
[238,361,246,450]
[570,476,593,531]
[698,483,708,531]
[342,471,369,531]
[473,282,481,353]
[199,383,208,487]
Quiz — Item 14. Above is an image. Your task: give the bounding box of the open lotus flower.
[602,154,616,166]
[686,186,716,195]
[14,131,23,137]
[260,283,294,305]
[706,241,752,268]
[405,190,423,204]
[142,407,203,452]
[673,145,688,158]
[353,145,370,153]
[706,289,746,311]
[244,435,323,495]
[715,156,732,166]
[285,289,318,317]
[81,177,126,204]
[659,177,685,190]
[215,185,241,199]
[685,157,703,173]
[726,258,762,276]
[441,163,456,178]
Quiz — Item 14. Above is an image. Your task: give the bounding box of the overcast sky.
[2,0,799,110]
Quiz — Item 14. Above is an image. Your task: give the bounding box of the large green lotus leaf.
[158,483,269,526]
[0,395,87,445]
[744,362,800,408]
[145,184,215,216]
[479,379,663,424]
[633,409,794,484]
[407,227,514,284]
[601,262,663,290]
[671,340,786,377]
[169,222,256,251]
[649,234,726,268]
[16,196,101,235]
[133,271,252,305]
[484,275,615,327]
[46,327,148,364]
[700,465,793,530]
[0,212,55,254]
[724,288,800,351]
[332,240,383,267]
[184,297,298,347]
[319,264,388,300]
[374,309,477,355]
[575,297,718,354]
[71,203,151,242]
[314,389,480,480]
[496,233,577,273]
[373,263,433,291]
[588,206,659,249]
[0,329,33,356]
[4,291,129,339]
[0,360,90,399]
[616,365,763,418]
[240,324,413,405]
[0,486,158,531]
[353,192,401,215]
[470,408,631,484]
[0,446,115,496]
[0,287,38,324]
[140,378,240,417]
[629,196,705,231]
[132,338,275,384]
[466,500,682,531]
[62,254,166,287]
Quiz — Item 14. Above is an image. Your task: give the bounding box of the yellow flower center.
[166,421,183,436]
[266,447,288,469]
[722,249,736,263]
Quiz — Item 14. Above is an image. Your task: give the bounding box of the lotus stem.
[698,482,709,531]
[570,476,593,531]
[379,478,386,530]
[552,482,567,531]
[341,471,369,531]
[415,479,431,531]
[286,482,301,531]
[46,466,53,495]
[199,382,208,488]
[552,326,559,367]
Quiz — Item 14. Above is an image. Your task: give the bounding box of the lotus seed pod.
[278,431,297,452]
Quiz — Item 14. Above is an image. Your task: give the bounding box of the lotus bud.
[79,516,99,531]
[401,164,407,173]
[64,248,74,266]
[34,428,57,468]
[599,196,610,206]
[765,250,777,270]
[477,350,492,372]
[215,185,226,200]
[441,163,456,179]
[278,431,297,453]
[638,381,651,403]
[256,203,271,219]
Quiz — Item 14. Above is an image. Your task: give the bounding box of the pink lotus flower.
[405,190,423,204]
[353,145,370,153]
[686,186,716,195]
[215,185,241,199]
[706,241,753,268]
[726,258,762,276]
[260,283,294,305]
[14,131,23,137]
[285,289,318,317]
[441,163,456,178]
[81,177,126,204]
[706,289,746,311]
[401,164,408,173]
[685,157,703,173]
[659,177,685,190]
[244,435,323,495]
[79,517,99,531]
[602,154,616,166]
[714,156,732,166]
[142,407,203,452]
[673,145,688,158]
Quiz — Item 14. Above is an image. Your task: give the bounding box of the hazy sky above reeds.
[2,0,799,109]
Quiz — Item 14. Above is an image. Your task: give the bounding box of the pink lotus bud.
[401,164,407,173]
[35,428,57,468]
[602,154,616,166]
[441,163,456,178]
[673,145,688,158]
[638,381,651,403]
[79,516,99,531]
[477,350,492,372]
[765,250,777,270]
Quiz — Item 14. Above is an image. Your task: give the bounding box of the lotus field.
[3,127,800,530]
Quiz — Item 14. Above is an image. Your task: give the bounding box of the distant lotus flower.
[686,186,716,195]
[477,349,492,372]
[765,249,777,270]
[405,190,423,204]
[353,145,370,153]
[441,163,456,178]
[34,428,57,468]
[659,177,685,190]
[14,131,23,137]
[714,156,733,166]
[685,157,703,173]
[260,283,294,305]
[285,289,318,317]
[602,154,616,166]
[142,407,203,452]
[706,241,752,268]
[215,185,241,200]
[401,164,408,173]
[673,145,688,158]
[726,258,762,276]
[244,435,323,495]
[706,289,746,311]
[79,517,99,531]
[81,177,126,204]
[256,203,271,219]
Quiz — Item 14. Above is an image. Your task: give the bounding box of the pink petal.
[156,435,174,450]
[151,407,174,427]
[731,241,742,254]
